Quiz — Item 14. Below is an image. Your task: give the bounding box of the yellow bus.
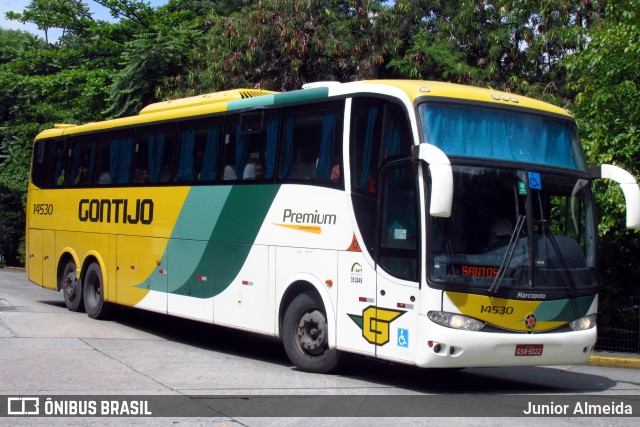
[26,80,640,373]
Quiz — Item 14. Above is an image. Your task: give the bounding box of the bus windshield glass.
[428,165,597,294]
[419,102,587,170]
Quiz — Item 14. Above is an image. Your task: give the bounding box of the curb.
[589,354,640,369]
[0,266,26,271]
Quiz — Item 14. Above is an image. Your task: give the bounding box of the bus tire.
[282,291,341,373]
[83,263,113,320]
[61,260,84,312]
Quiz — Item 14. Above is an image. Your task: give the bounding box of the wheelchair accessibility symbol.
[528,172,542,190]
[397,328,409,348]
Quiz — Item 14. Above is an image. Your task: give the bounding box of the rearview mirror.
[412,144,453,218]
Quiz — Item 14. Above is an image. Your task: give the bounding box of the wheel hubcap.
[297,310,327,356]
[63,271,77,299]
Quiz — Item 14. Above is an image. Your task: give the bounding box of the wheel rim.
[296,309,328,357]
[63,270,78,301]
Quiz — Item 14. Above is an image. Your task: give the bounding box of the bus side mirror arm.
[595,164,640,229]
[412,144,453,218]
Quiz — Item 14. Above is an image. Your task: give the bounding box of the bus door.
[374,160,421,362]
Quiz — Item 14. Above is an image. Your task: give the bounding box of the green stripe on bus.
[227,95,276,111]
[273,87,329,105]
[136,185,280,298]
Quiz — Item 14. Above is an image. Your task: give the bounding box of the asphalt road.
[1,268,639,426]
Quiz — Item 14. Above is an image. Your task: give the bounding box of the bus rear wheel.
[83,263,113,320]
[61,260,84,312]
[282,291,341,373]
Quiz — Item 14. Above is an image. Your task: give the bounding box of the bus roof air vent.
[139,89,278,115]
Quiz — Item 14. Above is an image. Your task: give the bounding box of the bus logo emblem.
[525,314,537,329]
[348,306,405,345]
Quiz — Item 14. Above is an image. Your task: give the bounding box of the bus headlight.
[569,314,597,331]
[428,311,485,331]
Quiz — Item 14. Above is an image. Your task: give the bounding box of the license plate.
[515,344,543,356]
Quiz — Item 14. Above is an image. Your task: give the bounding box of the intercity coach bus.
[26,80,640,373]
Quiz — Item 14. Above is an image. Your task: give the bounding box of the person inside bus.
[330,159,340,183]
[133,168,149,183]
[254,162,265,180]
[73,165,89,185]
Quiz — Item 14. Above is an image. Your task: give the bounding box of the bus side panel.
[115,235,168,312]
[375,273,420,364]
[275,247,338,339]
[56,231,108,273]
[167,238,214,323]
[27,229,43,286]
[42,229,56,290]
[106,234,117,303]
[214,243,271,333]
[335,250,377,357]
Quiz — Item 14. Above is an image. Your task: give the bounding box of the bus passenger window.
[136,124,175,184]
[279,102,343,185]
[69,137,97,186]
[98,131,134,185]
[50,140,67,187]
[223,111,279,182]
[350,98,411,194]
[30,140,48,188]
[176,118,221,183]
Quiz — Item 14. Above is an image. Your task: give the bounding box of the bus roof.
[365,80,572,117]
[35,80,572,140]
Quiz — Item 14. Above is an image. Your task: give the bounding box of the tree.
[5,0,93,44]
[0,185,25,266]
[562,0,640,349]
[388,0,604,100]
[161,0,414,96]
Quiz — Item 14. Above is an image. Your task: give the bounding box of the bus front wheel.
[61,260,84,312]
[83,263,113,320]
[282,291,341,373]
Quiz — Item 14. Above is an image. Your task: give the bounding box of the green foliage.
[104,23,204,117]
[562,0,640,328]
[5,0,94,43]
[0,185,25,266]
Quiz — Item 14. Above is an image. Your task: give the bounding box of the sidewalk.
[589,351,640,369]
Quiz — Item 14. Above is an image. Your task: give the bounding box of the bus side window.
[279,102,343,185]
[50,140,67,187]
[99,131,134,185]
[31,139,49,188]
[176,118,222,183]
[135,124,175,185]
[351,98,412,195]
[223,111,278,182]
[68,137,98,187]
[378,162,419,281]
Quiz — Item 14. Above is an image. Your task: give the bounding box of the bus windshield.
[427,165,597,295]
[419,102,587,170]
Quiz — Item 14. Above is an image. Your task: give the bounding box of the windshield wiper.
[489,214,526,295]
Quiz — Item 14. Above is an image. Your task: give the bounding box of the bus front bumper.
[414,317,597,368]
